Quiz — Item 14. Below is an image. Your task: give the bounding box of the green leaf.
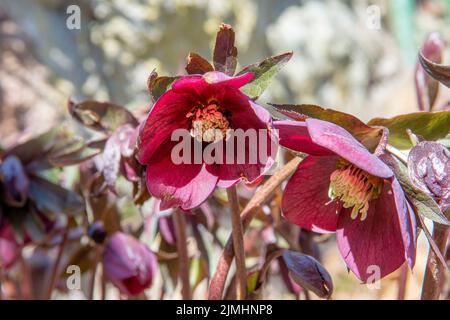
[368,110,450,149]
[238,52,292,100]
[147,70,180,103]
[380,153,450,225]
[68,100,138,133]
[271,103,384,151]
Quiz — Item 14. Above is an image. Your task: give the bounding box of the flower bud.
[88,221,107,244]
[103,232,157,296]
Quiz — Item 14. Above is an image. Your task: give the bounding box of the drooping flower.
[138,71,277,210]
[274,118,417,282]
[103,232,157,296]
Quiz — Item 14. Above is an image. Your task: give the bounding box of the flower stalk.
[174,209,192,299]
[227,185,247,300]
[208,157,302,299]
[421,224,449,300]
[45,226,69,300]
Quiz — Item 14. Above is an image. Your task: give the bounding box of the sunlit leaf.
[368,111,450,149]
[239,52,292,100]
[147,70,180,103]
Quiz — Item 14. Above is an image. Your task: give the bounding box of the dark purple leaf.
[0,155,29,207]
[5,129,58,166]
[68,100,138,132]
[185,52,214,74]
[282,250,333,299]
[213,23,238,75]
[419,50,450,88]
[28,176,84,216]
[408,141,449,213]
[49,139,105,166]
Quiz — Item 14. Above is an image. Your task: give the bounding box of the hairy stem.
[227,185,247,300]
[421,224,449,300]
[208,157,302,300]
[174,209,192,300]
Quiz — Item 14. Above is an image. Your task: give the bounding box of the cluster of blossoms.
[1,25,449,300]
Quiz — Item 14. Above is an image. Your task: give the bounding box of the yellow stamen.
[329,161,383,221]
[186,104,230,142]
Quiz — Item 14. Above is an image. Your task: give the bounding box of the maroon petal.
[171,72,253,98]
[274,120,334,156]
[203,71,253,88]
[306,118,393,178]
[336,179,410,282]
[391,178,417,269]
[145,142,219,210]
[282,156,341,233]
[138,89,196,164]
[217,101,277,186]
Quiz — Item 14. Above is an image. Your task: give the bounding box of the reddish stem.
[208,157,302,299]
[421,224,449,300]
[45,226,69,300]
[227,185,247,300]
[174,209,192,299]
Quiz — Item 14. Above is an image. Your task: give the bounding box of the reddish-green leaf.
[185,52,214,75]
[147,70,180,103]
[368,110,450,149]
[213,23,237,76]
[419,52,450,87]
[68,100,138,133]
[271,103,384,151]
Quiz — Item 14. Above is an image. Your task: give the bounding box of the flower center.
[328,161,383,221]
[186,103,230,142]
